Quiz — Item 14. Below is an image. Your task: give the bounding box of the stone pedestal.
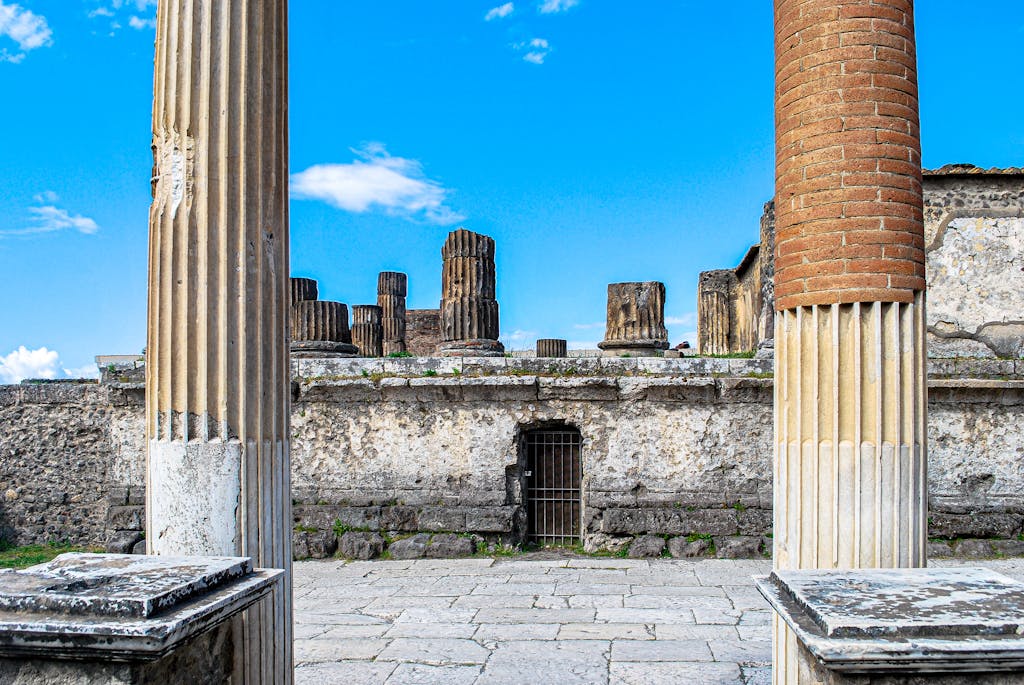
[352,305,384,358]
[147,1,292,681]
[290,301,358,358]
[291,277,318,305]
[536,339,568,358]
[758,568,1024,684]
[697,270,735,356]
[598,282,669,357]
[0,553,282,684]
[438,229,504,357]
[378,272,408,356]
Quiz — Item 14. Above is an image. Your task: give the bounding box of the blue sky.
[1,1,1022,381]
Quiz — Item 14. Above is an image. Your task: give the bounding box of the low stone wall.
[2,357,1023,558]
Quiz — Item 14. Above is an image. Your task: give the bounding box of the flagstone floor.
[292,555,1024,684]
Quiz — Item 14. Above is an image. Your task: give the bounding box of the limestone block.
[714,536,762,559]
[424,533,476,558]
[338,532,385,560]
[388,533,430,560]
[627,534,666,558]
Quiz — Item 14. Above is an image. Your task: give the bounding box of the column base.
[760,568,1024,684]
[597,339,669,357]
[290,341,359,358]
[436,339,505,357]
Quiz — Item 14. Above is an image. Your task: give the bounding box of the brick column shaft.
[775,0,925,310]
[772,2,928,683]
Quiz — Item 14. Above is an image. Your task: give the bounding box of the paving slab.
[291,556,1024,683]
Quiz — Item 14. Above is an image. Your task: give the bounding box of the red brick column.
[774,0,924,310]
[771,3,929,681]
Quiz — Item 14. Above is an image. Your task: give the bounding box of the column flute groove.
[147,0,292,681]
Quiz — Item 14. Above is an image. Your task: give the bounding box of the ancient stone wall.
[3,358,1023,556]
[405,309,442,357]
[923,167,1024,358]
[700,170,1024,357]
[0,383,145,548]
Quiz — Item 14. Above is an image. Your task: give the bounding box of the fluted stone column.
[598,282,670,357]
[291,277,318,305]
[146,0,292,681]
[697,270,735,355]
[773,1,927,682]
[377,272,407,356]
[352,305,384,358]
[290,300,358,357]
[536,339,567,358]
[437,228,504,357]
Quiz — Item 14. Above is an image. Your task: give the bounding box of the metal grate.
[524,428,582,545]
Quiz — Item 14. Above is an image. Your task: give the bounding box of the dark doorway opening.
[522,426,582,546]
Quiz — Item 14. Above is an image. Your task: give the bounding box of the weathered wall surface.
[924,170,1024,358]
[3,357,1024,555]
[0,383,145,547]
[405,309,441,356]
[731,247,761,355]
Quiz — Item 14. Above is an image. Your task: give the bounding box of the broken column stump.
[597,282,670,357]
[536,339,568,358]
[290,300,358,357]
[290,277,318,305]
[437,229,505,357]
[378,272,408,356]
[697,270,735,356]
[351,305,384,358]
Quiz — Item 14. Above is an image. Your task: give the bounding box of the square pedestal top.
[757,568,1024,674]
[0,553,281,661]
[773,567,1024,639]
[0,554,251,618]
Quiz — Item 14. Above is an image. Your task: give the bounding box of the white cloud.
[514,37,550,64]
[665,313,697,327]
[0,347,99,383]
[291,143,464,225]
[0,1,52,63]
[500,329,537,349]
[539,0,578,14]
[0,196,100,237]
[485,2,514,21]
[0,347,58,383]
[128,15,155,29]
[88,0,156,33]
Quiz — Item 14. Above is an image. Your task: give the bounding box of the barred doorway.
[522,426,582,545]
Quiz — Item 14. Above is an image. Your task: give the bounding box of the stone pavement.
[293,555,1024,685]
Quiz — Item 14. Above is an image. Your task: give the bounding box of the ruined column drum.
[290,300,358,357]
[437,229,505,357]
[290,277,318,305]
[147,0,292,680]
[772,1,928,682]
[536,339,568,358]
[697,270,735,356]
[598,282,670,357]
[352,304,384,358]
[378,272,408,356]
